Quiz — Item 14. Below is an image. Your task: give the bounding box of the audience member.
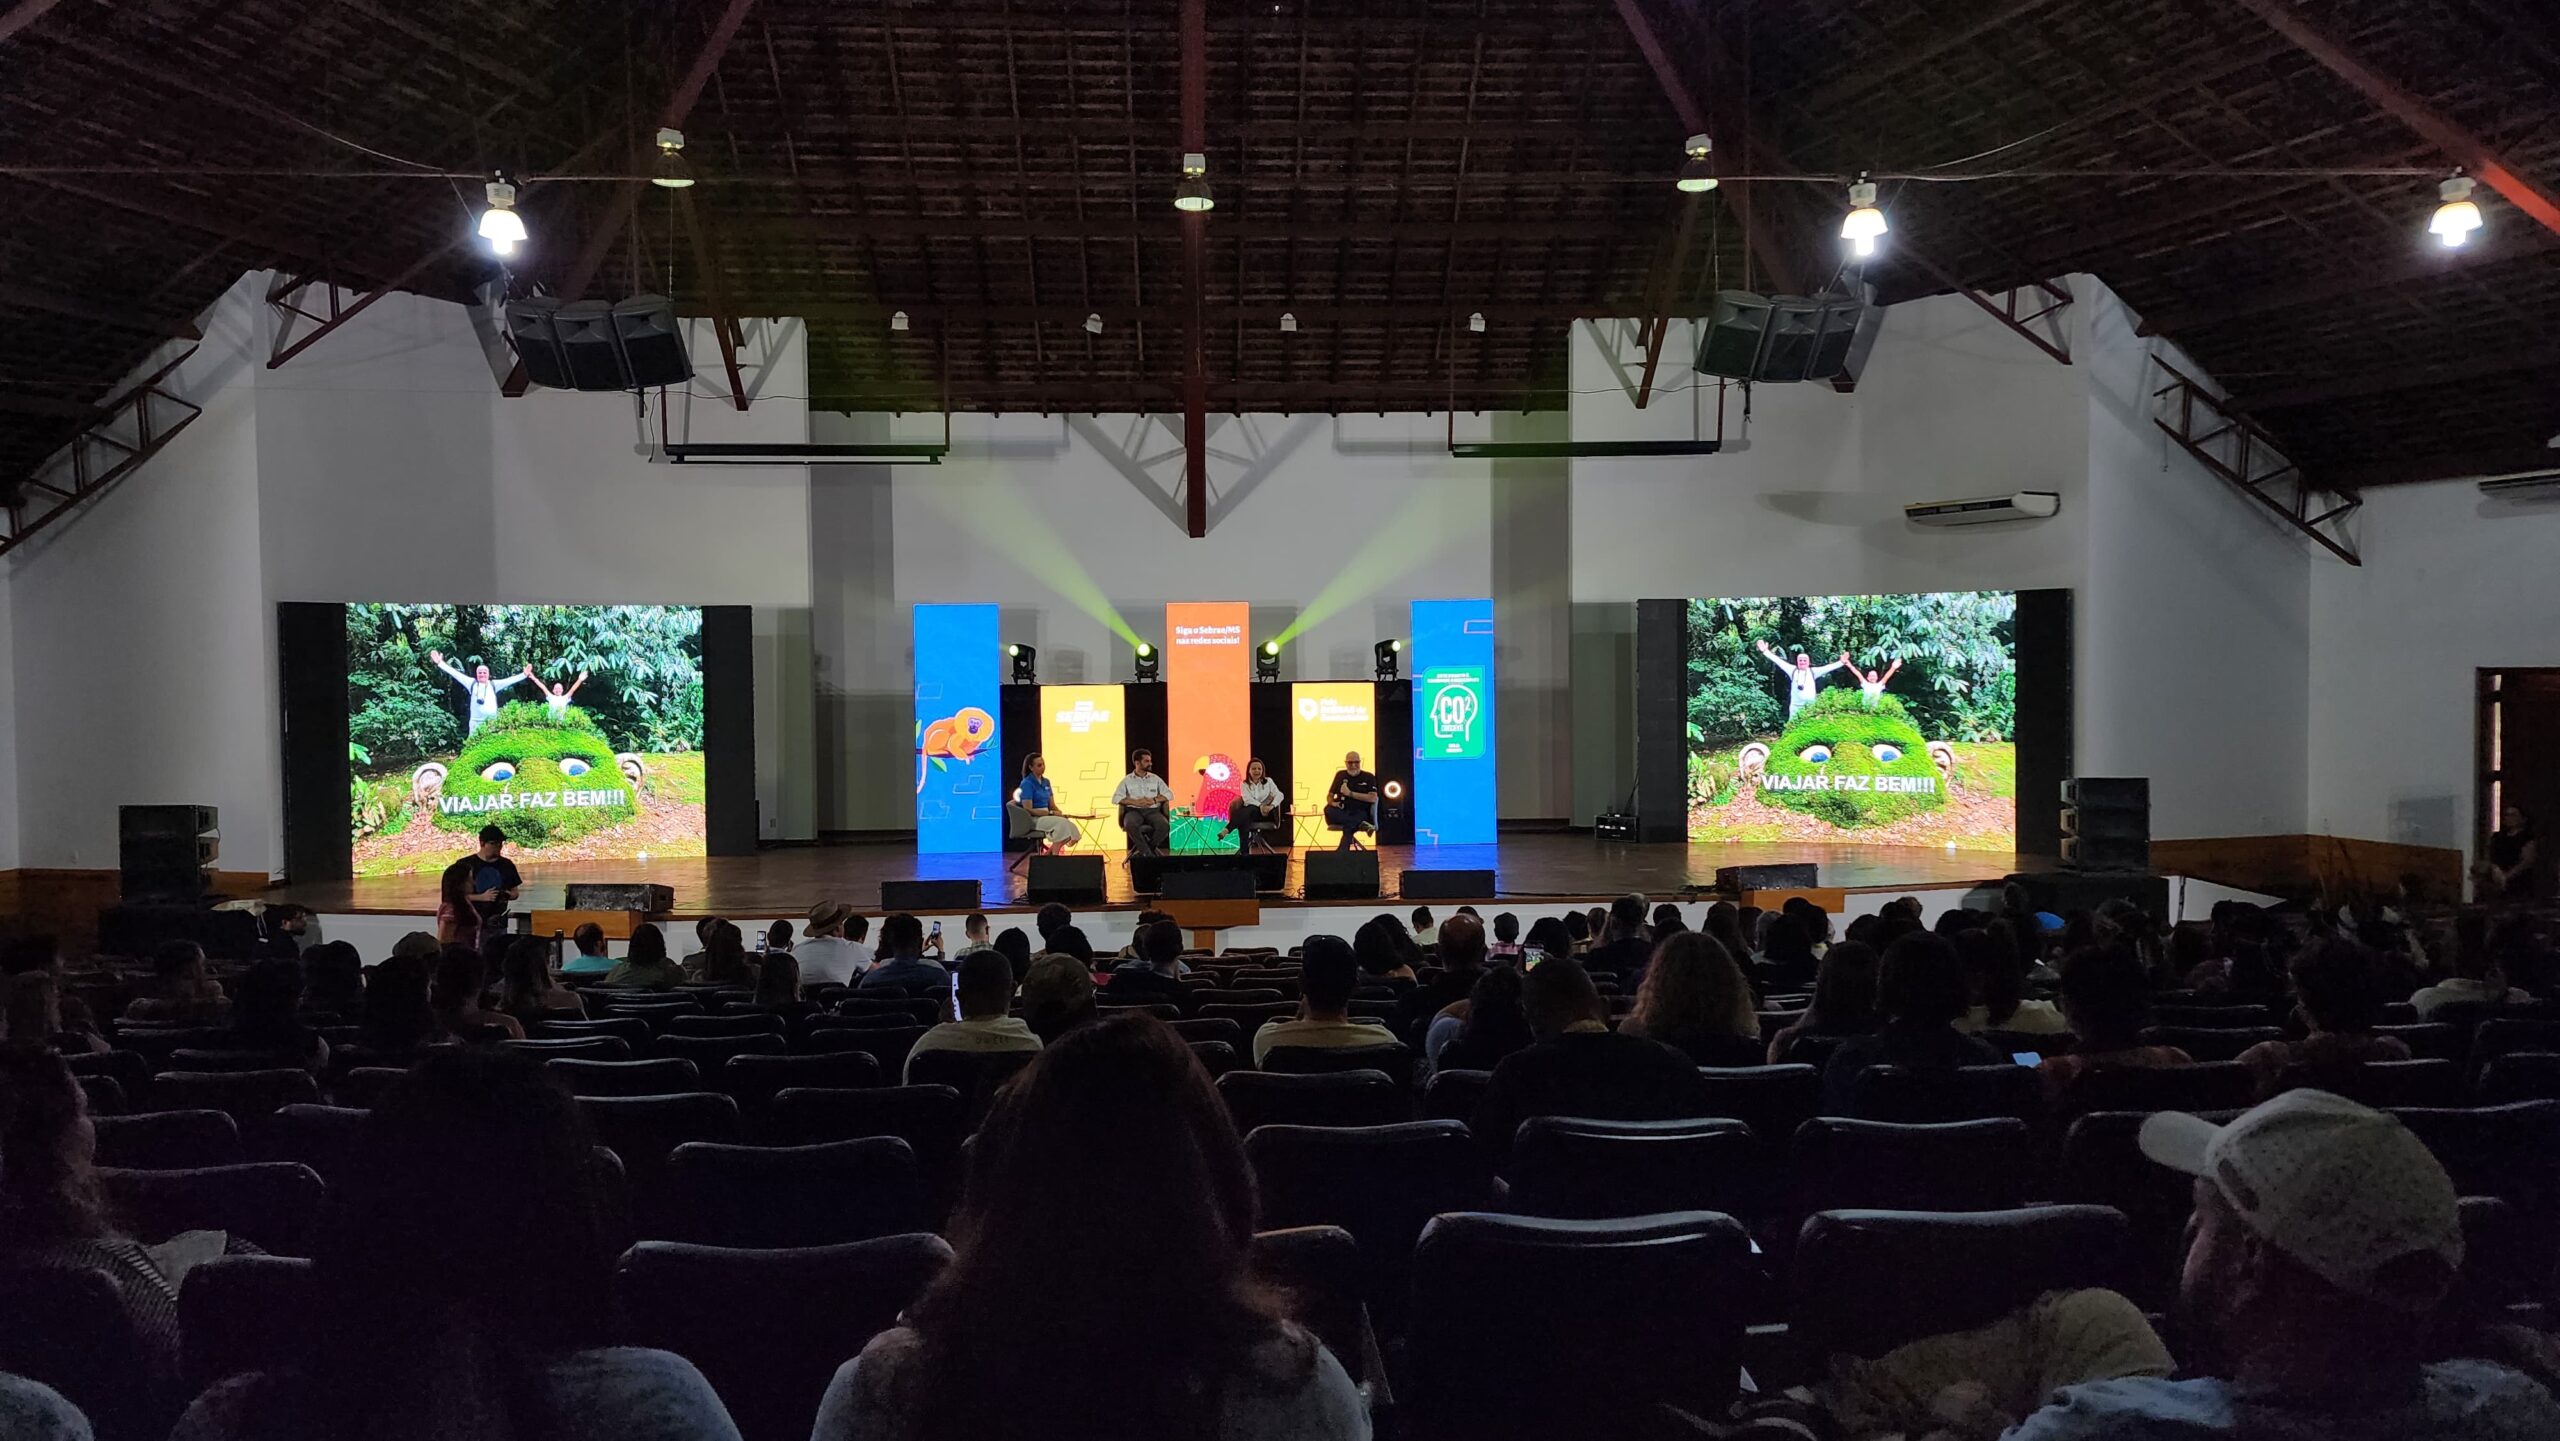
[1650,903,1688,940]
[172,1048,740,1441]
[122,940,231,1025]
[954,913,995,958]
[1409,906,1439,948]
[1765,939,1882,1063]
[689,920,759,989]
[498,936,586,1026]
[1523,916,1575,964]
[792,904,866,988]
[561,923,615,978]
[2238,939,2411,1098]
[1582,894,1653,977]
[357,954,436,1055]
[1044,924,1097,967]
[1756,914,1819,994]
[1954,926,2067,1035]
[1621,932,1764,1067]
[2476,801,2540,902]
[0,1044,224,1398]
[2,935,102,1044]
[1034,903,1073,948]
[1487,912,1524,962]
[992,927,1033,985]
[4,973,102,1056]
[601,923,684,990]
[2002,1090,2560,1438]
[859,915,950,994]
[1351,914,1420,986]
[433,945,524,1041]
[1563,910,1591,954]
[812,1015,1364,1441]
[753,951,804,1013]
[298,941,365,1019]
[1735,904,1765,954]
[906,950,1042,1082]
[1430,964,1533,1074]
[1472,960,1708,1165]
[0,1374,93,1440]
[1703,902,1748,966]
[2407,925,2534,1020]
[389,930,442,964]
[1105,922,1192,1007]
[762,920,795,955]
[678,916,722,972]
[1254,935,1395,1067]
[1018,955,1098,1044]
[2038,947,2192,1104]
[228,958,329,1072]
[1115,911,1173,962]
[1821,932,2003,1114]
[1393,912,1486,1045]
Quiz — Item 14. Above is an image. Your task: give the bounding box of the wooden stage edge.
[278,835,2052,920]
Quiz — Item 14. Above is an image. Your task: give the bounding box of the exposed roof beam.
[0,283,202,340]
[8,175,406,281]
[2242,347,2560,411]
[738,214,1649,242]
[0,392,104,420]
[2229,0,2560,236]
[1806,0,2070,112]
[0,0,65,46]
[2136,229,2560,335]
[1611,0,1806,295]
[766,301,1694,324]
[2323,442,2560,489]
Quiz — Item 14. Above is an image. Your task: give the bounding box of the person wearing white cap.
[2007,1088,2560,1439]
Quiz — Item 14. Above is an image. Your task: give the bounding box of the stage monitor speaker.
[1134,852,1287,896]
[2059,776,2150,873]
[881,879,982,912]
[1400,868,1495,900]
[1304,850,1380,901]
[1696,290,1864,384]
[1716,863,1819,892]
[561,883,676,914]
[2006,871,2169,917]
[1026,855,1106,905]
[1161,869,1257,901]
[120,804,217,904]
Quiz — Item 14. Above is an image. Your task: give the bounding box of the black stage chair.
[497,1036,632,1063]
[532,1016,652,1048]
[330,1066,411,1110]
[546,1057,703,1098]
[1421,1068,1494,1123]
[1848,1063,2041,1127]
[258,1104,369,1188]
[649,1031,787,1074]
[2139,1026,2284,1064]
[657,1137,930,1248]
[1790,1117,2033,1217]
[577,1092,742,1193]
[1261,1042,1415,1088]
[2054,1060,2255,1117]
[0,1263,167,1441]
[721,1051,884,1112]
[1695,1063,1821,1146]
[1217,1069,1406,1134]
[1248,1225,1373,1391]
[2475,1051,2560,1105]
[179,1253,316,1390]
[149,1069,320,1131]
[904,1047,1039,1121]
[1187,1040,1243,1078]
[2273,1058,2463,1109]
[1790,1205,2137,1360]
[100,1162,326,1256]
[666,1011,788,1039]
[91,1110,243,1171]
[1247,1121,1491,1332]
[1506,1115,1766,1221]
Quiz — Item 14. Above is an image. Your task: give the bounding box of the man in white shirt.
[904,948,1042,1081]
[1112,748,1174,856]
[1225,757,1286,854]
[794,902,868,988]
[1757,639,1850,719]
[952,912,996,958]
[429,649,529,735]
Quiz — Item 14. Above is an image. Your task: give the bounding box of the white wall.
[2309,481,2560,857]
[2074,281,2310,840]
[0,550,18,870]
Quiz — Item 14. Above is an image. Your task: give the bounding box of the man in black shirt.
[1582,892,1655,979]
[1473,957,1709,1168]
[442,825,522,935]
[1105,919,1192,1007]
[1323,750,1382,851]
[1393,911,1487,1045]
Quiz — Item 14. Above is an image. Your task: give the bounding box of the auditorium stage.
[277,835,2047,920]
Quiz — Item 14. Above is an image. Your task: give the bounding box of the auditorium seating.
[1217,1069,1407,1132]
[497,1035,632,1062]
[1247,1121,1491,1327]
[657,1137,931,1247]
[1504,1115,1765,1221]
[1789,1205,2137,1360]
[179,1254,316,1389]
[91,1109,243,1170]
[1260,1041,1417,1088]
[258,1103,369,1187]
[101,1161,326,1255]
[548,1056,706,1097]
[721,1050,884,1111]
[0,1262,166,1441]
[1790,1117,2034,1216]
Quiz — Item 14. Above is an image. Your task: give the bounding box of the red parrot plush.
[1192,753,1243,820]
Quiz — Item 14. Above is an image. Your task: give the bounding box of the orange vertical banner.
[1165,602,1251,822]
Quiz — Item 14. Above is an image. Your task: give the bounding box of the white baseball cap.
[2139,1088,2462,1310]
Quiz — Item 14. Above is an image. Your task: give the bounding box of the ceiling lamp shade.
[477,178,526,256]
[2429,173,2483,248]
[1174,151,1214,212]
[1841,177,1887,258]
[651,127,695,188]
[1676,134,1719,194]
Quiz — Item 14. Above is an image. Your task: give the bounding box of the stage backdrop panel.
[1166,602,1251,845]
[1037,684,1128,854]
[1411,598,1496,845]
[1291,683,1377,849]
[914,604,1002,853]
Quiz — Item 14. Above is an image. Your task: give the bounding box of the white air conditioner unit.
[2476,470,2560,500]
[1905,490,2061,527]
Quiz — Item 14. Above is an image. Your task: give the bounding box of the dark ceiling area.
[0,0,2553,494]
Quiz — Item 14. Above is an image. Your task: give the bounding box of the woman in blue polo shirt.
[1014,754,1084,853]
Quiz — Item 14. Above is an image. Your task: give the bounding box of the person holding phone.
[856,914,950,993]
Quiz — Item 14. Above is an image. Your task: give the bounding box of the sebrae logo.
[1052,698,1115,734]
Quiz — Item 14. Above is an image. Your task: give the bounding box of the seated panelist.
[1113,748,1173,857]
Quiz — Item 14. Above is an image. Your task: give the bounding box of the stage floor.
[280,835,2048,919]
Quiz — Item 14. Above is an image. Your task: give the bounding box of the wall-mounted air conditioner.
[1904,490,2062,527]
[2476,470,2560,500]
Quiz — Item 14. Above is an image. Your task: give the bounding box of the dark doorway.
[2478,669,2560,898]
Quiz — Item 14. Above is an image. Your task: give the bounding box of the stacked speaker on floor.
[2058,778,2149,872]
[120,805,218,904]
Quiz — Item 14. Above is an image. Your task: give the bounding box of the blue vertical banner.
[1410,598,1497,845]
[913,604,1003,852]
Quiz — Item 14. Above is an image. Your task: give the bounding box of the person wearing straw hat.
[796,901,865,989]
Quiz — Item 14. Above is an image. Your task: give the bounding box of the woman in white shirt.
[1226,758,1286,854]
[813,1016,1367,1441]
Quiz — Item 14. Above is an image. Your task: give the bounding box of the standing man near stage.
[1227,757,1286,854]
[1113,748,1174,856]
[1324,751,1382,851]
[439,825,521,946]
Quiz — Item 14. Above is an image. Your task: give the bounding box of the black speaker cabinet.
[1026,855,1106,905]
[1133,852,1287,896]
[1715,863,1820,892]
[120,804,218,903]
[562,882,676,914]
[1304,850,1381,901]
[2060,776,2151,873]
[1400,868,1495,900]
[1161,868,1258,900]
[881,879,983,912]
[1696,290,1865,383]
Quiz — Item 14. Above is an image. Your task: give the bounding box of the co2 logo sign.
[1422,670,1485,758]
